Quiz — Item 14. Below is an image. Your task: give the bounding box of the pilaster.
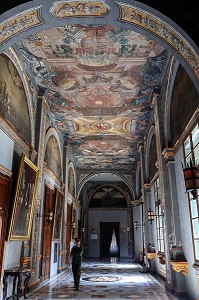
[162,147,187,295]
[143,183,152,252]
[152,94,186,294]
[151,93,172,284]
[30,90,48,279]
[62,144,69,267]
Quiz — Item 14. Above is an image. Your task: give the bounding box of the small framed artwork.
[91,234,98,240]
[8,154,39,240]
[53,189,64,241]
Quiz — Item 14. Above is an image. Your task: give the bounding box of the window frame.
[183,121,199,265]
[154,177,165,255]
[184,122,199,167]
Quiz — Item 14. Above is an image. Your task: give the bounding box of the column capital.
[38,87,50,110]
[138,142,144,152]
[162,147,175,162]
[40,95,50,110]
[150,86,160,108]
[131,198,143,206]
[64,140,69,147]
[144,183,151,191]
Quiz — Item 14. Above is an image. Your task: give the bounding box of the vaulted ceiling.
[18,25,168,171]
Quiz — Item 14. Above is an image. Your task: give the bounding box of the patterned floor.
[27,258,188,300]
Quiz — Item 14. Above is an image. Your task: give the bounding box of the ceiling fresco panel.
[18,24,169,171]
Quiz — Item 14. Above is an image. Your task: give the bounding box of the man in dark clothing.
[71,238,83,291]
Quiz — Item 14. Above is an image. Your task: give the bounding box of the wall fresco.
[0,55,31,144]
[90,186,127,208]
[44,135,62,179]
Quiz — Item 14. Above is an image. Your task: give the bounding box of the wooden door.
[0,172,11,280]
[41,184,55,281]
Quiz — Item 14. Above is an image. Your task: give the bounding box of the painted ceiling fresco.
[18,24,169,171]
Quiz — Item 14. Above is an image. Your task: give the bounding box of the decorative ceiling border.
[117,2,199,80]
[50,0,110,18]
[0,6,43,45]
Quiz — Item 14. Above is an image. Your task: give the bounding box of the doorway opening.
[100,222,120,258]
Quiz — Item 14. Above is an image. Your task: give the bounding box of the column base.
[165,281,187,297]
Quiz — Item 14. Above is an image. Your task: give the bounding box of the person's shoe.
[75,287,79,291]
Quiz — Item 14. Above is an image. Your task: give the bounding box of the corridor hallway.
[27,258,187,300]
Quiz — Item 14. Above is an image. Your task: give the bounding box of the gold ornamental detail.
[0,7,43,45]
[170,261,188,276]
[162,148,175,160]
[144,183,151,191]
[50,1,109,18]
[146,253,156,260]
[117,2,199,80]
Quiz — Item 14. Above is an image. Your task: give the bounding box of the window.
[154,178,165,253]
[189,191,199,262]
[184,124,199,167]
[184,123,199,263]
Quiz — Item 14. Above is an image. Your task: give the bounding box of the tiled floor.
[27,258,189,300]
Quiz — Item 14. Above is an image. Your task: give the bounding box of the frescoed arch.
[0,1,198,93]
[0,50,35,147]
[77,171,135,200]
[68,162,76,198]
[44,127,63,180]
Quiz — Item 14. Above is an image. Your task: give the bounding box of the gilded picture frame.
[8,154,39,241]
[53,189,64,241]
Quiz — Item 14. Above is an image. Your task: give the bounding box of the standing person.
[71,238,83,291]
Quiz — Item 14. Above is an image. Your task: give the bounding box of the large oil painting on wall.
[8,154,39,240]
[44,135,61,179]
[0,55,31,144]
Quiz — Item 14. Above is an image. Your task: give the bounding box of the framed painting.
[8,154,39,240]
[53,189,64,241]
